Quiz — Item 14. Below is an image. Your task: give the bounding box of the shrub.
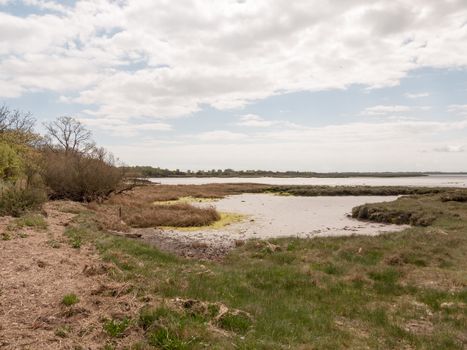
[0,186,46,217]
[43,149,123,202]
[0,142,23,180]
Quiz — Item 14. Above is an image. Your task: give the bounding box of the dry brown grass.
[122,203,220,228]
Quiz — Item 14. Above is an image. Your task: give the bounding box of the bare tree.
[0,104,35,134]
[44,116,94,153]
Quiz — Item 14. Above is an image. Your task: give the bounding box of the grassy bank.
[63,191,467,349]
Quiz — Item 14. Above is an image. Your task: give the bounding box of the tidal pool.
[152,194,407,247]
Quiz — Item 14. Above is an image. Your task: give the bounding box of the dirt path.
[0,202,142,350]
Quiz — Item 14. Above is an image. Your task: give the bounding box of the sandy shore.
[137,194,407,258]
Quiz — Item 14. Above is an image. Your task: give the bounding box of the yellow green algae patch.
[161,212,246,232]
[154,196,219,205]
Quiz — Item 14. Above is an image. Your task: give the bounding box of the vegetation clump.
[351,195,446,226]
[103,318,131,338]
[14,213,48,229]
[64,226,88,248]
[122,203,221,228]
[62,293,79,306]
[0,187,46,217]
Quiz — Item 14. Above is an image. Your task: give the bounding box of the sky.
[1,0,467,172]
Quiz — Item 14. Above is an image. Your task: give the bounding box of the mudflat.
[136,194,407,259]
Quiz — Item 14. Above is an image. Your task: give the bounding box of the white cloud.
[110,118,467,171]
[1,0,467,121]
[197,130,247,141]
[362,105,412,116]
[362,104,432,116]
[237,114,275,127]
[405,92,430,99]
[448,104,467,115]
[79,117,172,137]
[433,145,464,153]
[236,114,298,128]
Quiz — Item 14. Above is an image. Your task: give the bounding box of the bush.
[43,149,123,202]
[0,186,46,217]
[0,142,23,180]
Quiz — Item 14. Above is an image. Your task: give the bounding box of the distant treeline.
[123,166,436,178]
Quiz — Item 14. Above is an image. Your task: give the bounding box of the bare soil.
[0,202,143,350]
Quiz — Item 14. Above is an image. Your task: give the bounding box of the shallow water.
[148,175,467,187]
[160,194,407,245]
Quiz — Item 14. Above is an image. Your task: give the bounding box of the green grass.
[103,318,131,338]
[55,325,71,338]
[217,312,252,334]
[14,213,48,230]
[68,192,467,349]
[64,226,89,248]
[62,293,79,306]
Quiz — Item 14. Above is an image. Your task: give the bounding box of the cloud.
[110,118,467,171]
[405,92,430,99]
[237,114,274,127]
[1,0,467,122]
[197,130,247,141]
[362,105,412,116]
[448,104,467,115]
[362,104,432,116]
[79,117,172,137]
[236,114,298,128]
[433,145,464,153]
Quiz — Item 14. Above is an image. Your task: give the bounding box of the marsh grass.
[69,190,467,349]
[162,212,245,231]
[122,203,220,228]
